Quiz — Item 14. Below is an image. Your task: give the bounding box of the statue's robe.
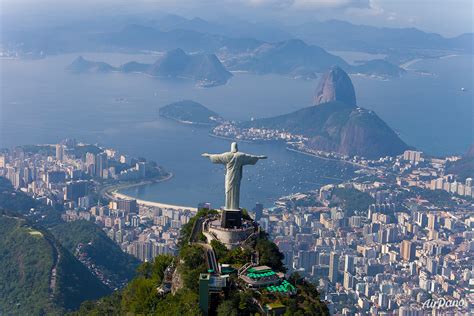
[207,151,260,210]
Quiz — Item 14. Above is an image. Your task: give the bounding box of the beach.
[102,173,198,211]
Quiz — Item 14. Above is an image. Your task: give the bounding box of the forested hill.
[72,209,329,315]
[51,220,140,289]
[0,212,111,315]
[0,177,140,314]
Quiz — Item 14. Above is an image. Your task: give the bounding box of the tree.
[180,245,205,269]
[217,300,238,316]
[210,240,228,260]
[136,261,153,279]
[120,278,158,313]
[255,236,286,272]
[151,255,174,284]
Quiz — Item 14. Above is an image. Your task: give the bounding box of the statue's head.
[231,142,238,153]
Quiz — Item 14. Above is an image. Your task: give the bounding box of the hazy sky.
[1,0,472,36]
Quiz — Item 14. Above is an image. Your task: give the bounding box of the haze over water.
[0,53,472,207]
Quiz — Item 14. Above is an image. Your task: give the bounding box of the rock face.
[240,66,409,158]
[148,48,232,86]
[314,66,356,106]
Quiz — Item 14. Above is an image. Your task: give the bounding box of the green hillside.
[72,209,329,315]
[0,177,141,313]
[0,212,110,315]
[51,220,140,289]
[159,100,222,125]
[446,144,474,181]
[241,101,408,158]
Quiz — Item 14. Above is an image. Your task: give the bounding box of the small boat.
[461,87,466,91]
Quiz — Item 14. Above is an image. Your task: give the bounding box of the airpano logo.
[422,298,466,310]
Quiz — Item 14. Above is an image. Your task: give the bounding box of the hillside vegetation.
[73,209,329,315]
[0,177,140,314]
[51,220,140,289]
[0,212,110,315]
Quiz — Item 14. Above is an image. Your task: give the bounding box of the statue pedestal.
[220,208,242,229]
[206,209,255,250]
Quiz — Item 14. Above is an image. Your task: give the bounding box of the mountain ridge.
[0,211,111,315]
[67,50,232,87]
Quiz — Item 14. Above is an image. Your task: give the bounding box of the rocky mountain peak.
[314,66,356,106]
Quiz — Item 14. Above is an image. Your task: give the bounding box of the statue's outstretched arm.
[242,154,267,165]
[202,152,230,164]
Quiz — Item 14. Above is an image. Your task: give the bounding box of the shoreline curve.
[103,173,198,211]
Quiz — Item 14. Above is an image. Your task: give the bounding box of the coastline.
[286,146,375,170]
[102,173,198,211]
[208,133,283,144]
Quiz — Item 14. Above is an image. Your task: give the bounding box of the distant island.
[67,49,233,87]
[224,39,406,79]
[212,66,409,159]
[158,100,223,126]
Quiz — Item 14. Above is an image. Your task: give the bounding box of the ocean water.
[0,53,472,208]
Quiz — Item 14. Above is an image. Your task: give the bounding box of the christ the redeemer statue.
[202,142,267,210]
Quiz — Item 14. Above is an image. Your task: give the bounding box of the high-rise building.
[297,250,317,272]
[117,199,138,214]
[400,240,416,262]
[7,168,22,188]
[466,178,473,187]
[46,170,66,184]
[64,181,89,202]
[253,202,263,221]
[329,252,340,283]
[378,293,389,310]
[78,196,90,209]
[343,271,354,290]
[427,214,437,230]
[403,150,422,163]
[344,255,355,274]
[23,167,32,185]
[427,258,438,274]
[55,144,64,162]
[85,152,96,176]
[96,152,108,178]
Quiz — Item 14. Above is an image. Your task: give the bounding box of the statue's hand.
[202,153,211,157]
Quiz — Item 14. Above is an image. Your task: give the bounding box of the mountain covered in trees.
[224,39,405,78]
[73,208,329,315]
[240,67,408,158]
[446,144,474,181]
[0,177,140,314]
[0,212,111,315]
[159,100,223,125]
[67,49,233,87]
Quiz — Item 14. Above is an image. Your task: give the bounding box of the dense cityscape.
[1,1,473,313]
[1,139,472,314]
